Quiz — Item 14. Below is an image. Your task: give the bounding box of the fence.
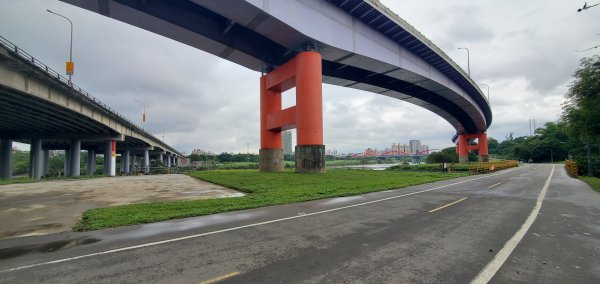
[467,160,519,175]
[565,160,578,177]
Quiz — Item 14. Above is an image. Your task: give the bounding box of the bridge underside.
[62,0,491,136]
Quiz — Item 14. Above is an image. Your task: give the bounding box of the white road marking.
[470,165,554,284]
[1,167,524,273]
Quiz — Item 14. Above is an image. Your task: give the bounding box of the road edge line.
[470,165,554,284]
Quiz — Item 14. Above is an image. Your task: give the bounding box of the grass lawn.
[74,169,466,231]
[579,176,600,192]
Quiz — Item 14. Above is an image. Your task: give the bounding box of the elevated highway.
[63,0,492,169]
[0,36,182,179]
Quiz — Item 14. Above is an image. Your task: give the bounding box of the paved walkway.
[0,174,243,239]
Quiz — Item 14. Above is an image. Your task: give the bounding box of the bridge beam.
[260,51,325,173]
[457,133,489,163]
[0,139,12,179]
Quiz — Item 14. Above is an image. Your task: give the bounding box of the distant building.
[409,140,421,154]
[418,145,430,154]
[283,131,293,155]
[191,149,210,155]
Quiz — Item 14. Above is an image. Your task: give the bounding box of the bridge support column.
[158,153,163,165]
[0,139,12,179]
[87,150,95,176]
[70,140,81,177]
[457,133,489,163]
[104,140,116,176]
[260,51,324,173]
[42,150,50,177]
[166,154,171,167]
[64,150,71,176]
[143,150,149,174]
[123,150,130,174]
[458,134,468,163]
[30,139,43,180]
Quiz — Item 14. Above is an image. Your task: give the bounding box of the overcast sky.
[1,1,599,154]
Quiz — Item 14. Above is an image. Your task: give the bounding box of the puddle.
[0,237,101,260]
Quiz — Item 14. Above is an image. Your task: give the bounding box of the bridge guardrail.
[0,35,178,154]
[467,160,519,175]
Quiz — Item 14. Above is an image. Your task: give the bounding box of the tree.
[562,55,600,176]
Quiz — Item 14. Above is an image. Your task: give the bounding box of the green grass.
[74,169,466,231]
[579,176,600,192]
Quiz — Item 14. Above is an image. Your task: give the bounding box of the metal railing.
[0,35,179,155]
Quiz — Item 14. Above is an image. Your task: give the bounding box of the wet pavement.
[0,174,243,239]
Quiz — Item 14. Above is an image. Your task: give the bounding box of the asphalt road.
[0,164,598,283]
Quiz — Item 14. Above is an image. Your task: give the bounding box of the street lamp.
[134,99,146,124]
[458,47,470,76]
[578,2,599,12]
[480,83,490,102]
[46,9,74,84]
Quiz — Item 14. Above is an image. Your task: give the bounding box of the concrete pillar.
[104,140,116,176]
[119,155,124,173]
[42,150,50,176]
[30,139,43,180]
[166,154,171,167]
[87,150,95,176]
[0,139,13,179]
[143,150,150,174]
[132,154,137,172]
[64,150,71,177]
[458,134,468,163]
[478,133,489,162]
[70,140,81,177]
[124,150,130,174]
[158,153,163,165]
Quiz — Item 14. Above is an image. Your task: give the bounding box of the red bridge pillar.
[259,51,325,173]
[457,132,489,163]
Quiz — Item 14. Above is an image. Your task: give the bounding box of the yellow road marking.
[488,182,502,188]
[428,197,468,213]
[200,272,240,284]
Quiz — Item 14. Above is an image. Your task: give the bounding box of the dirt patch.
[0,174,243,239]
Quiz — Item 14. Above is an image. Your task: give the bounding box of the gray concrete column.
[158,153,163,165]
[0,139,13,179]
[166,154,171,167]
[31,139,43,180]
[104,141,115,176]
[64,150,71,177]
[87,150,95,176]
[124,150,130,174]
[42,150,50,176]
[70,140,81,177]
[119,155,124,173]
[143,150,150,174]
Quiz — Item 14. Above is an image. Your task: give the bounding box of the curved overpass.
[63,0,491,136]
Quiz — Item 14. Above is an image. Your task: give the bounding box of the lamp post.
[46,9,74,84]
[134,100,146,124]
[458,47,470,76]
[480,83,490,102]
